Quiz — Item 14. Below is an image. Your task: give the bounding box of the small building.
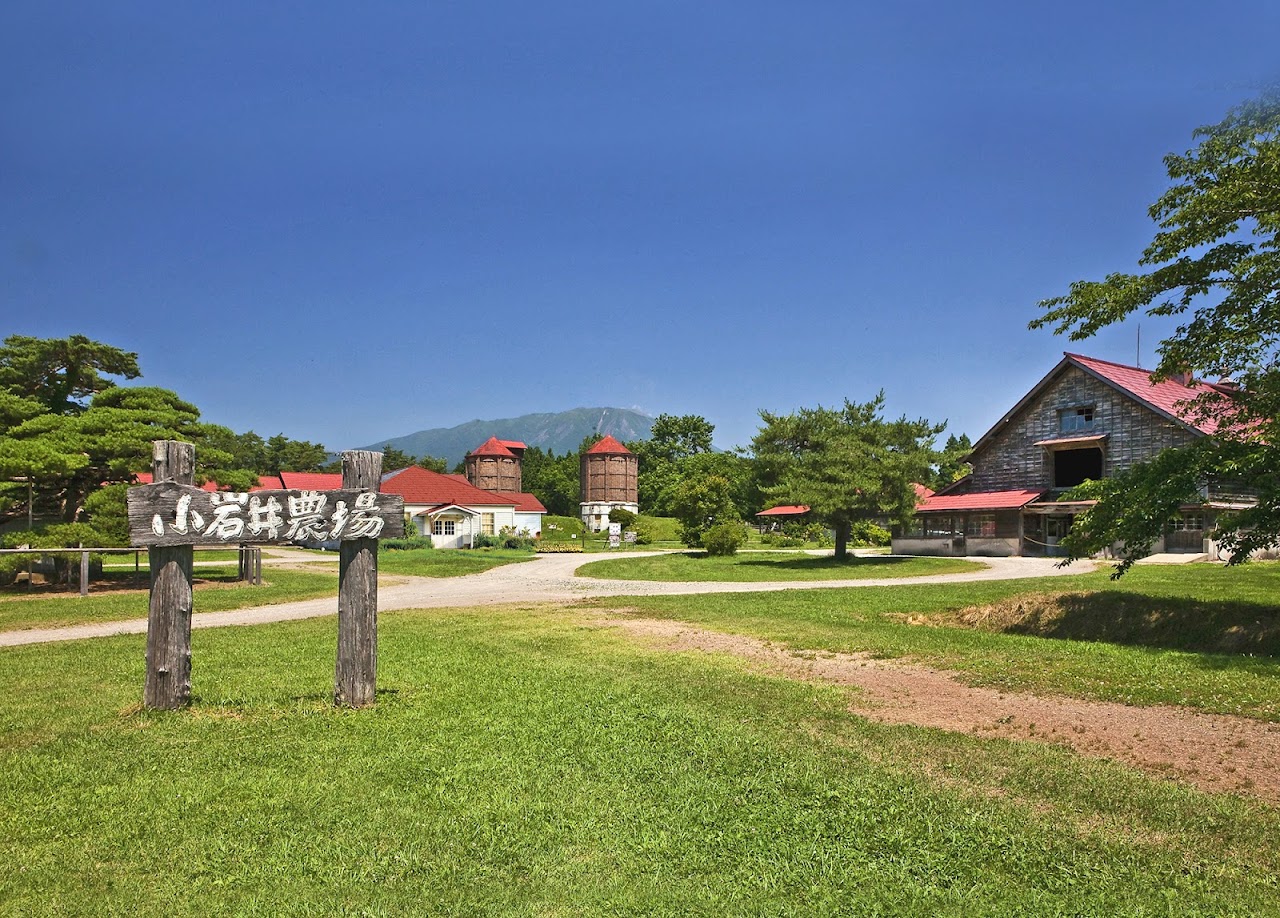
[893,352,1251,558]
[755,505,810,532]
[580,435,638,531]
[383,465,545,548]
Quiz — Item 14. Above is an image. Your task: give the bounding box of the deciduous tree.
[1031,91,1280,572]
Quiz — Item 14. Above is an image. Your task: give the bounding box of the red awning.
[756,505,810,517]
[917,489,1045,512]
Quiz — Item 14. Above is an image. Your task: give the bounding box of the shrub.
[631,518,656,546]
[761,532,804,548]
[608,508,637,529]
[848,520,892,547]
[702,522,746,557]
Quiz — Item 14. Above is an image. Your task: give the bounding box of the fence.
[0,545,263,595]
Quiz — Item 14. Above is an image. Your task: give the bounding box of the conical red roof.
[468,436,517,458]
[584,435,632,455]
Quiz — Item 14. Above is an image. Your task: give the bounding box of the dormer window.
[1059,406,1094,433]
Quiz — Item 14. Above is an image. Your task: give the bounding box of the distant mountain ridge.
[356,408,655,467]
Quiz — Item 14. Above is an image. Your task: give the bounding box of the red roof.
[493,490,548,513]
[278,471,344,491]
[380,464,513,507]
[468,436,516,458]
[917,489,1044,512]
[756,505,810,517]
[584,435,632,455]
[1067,353,1226,435]
[913,483,935,500]
[133,472,220,492]
[499,439,526,450]
[253,475,285,490]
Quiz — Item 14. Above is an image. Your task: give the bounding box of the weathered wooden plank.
[336,451,381,708]
[145,440,195,710]
[127,484,403,547]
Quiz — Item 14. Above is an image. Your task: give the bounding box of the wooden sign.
[134,442,397,712]
[127,482,404,547]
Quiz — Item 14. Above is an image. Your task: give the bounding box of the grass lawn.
[377,548,534,577]
[588,563,1280,720]
[0,567,343,632]
[577,551,983,581]
[2,605,1279,915]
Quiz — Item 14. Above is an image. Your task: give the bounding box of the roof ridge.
[1064,352,1151,374]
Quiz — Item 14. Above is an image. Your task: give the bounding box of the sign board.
[609,534,621,548]
[608,522,622,536]
[624,530,637,543]
[128,482,404,548]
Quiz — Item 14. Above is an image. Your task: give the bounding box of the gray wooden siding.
[969,365,1199,492]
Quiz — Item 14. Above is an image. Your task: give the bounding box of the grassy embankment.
[2,590,1279,914]
[586,562,1280,720]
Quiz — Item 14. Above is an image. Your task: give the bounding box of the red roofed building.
[380,464,545,548]
[893,352,1250,558]
[580,435,639,531]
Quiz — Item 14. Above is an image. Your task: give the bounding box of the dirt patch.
[595,612,1280,804]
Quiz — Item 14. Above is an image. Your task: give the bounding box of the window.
[966,514,996,537]
[481,513,495,535]
[1171,513,1205,531]
[1053,447,1103,487]
[432,519,456,536]
[923,516,958,538]
[1059,406,1095,433]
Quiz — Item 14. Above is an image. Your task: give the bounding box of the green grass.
[578,551,983,581]
[376,548,534,577]
[0,567,341,632]
[588,563,1280,720]
[2,606,1278,915]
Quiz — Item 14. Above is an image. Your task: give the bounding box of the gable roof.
[493,490,547,513]
[133,472,221,492]
[584,435,632,455]
[380,464,514,507]
[970,352,1228,458]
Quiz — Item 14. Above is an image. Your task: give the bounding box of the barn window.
[1059,406,1095,433]
[1053,448,1103,487]
[1171,512,1204,531]
[966,514,996,537]
[433,519,456,536]
[481,513,495,535]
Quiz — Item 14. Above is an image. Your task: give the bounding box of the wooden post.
[79,545,89,597]
[254,547,262,586]
[144,440,196,710]
[335,450,382,707]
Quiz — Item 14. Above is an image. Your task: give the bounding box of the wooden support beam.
[144,440,196,710]
[335,450,382,707]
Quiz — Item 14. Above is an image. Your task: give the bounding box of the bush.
[472,528,536,551]
[849,520,892,547]
[761,532,804,548]
[608,508,637,529]
[702,522,746,557]
[631,518,655,546]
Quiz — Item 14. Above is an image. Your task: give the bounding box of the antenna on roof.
[1136,323,1141,368]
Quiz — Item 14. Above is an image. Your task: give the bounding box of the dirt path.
[0,553,1082,647]
[597,614,1280,803]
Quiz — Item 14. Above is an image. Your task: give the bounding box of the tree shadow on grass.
[731,555,911,573]
[951,591,1280,659]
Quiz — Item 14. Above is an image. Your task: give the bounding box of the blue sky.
[3,2,1278,451]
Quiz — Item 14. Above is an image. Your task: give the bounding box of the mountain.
[356,408,655,467]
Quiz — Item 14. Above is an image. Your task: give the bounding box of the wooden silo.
[579,435,639,530]
[466,437,522,493]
